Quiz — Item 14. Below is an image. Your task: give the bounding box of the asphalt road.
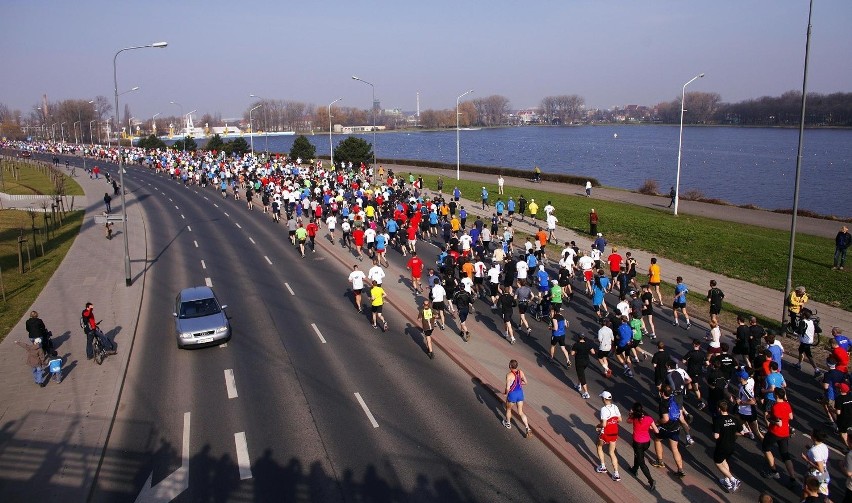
[26,151,849,502]
[84,161,600,503]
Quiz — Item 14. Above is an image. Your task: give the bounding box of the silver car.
[174,286,230,348]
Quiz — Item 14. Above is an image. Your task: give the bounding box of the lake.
[212,125,852,217]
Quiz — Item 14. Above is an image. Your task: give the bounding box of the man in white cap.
[595,390,622,481]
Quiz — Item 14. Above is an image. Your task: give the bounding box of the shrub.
[334,137,373,166]
[683,189,705,201]
[638,179,659,195]
[289,135,316,162]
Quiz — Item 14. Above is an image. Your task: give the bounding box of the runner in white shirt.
[546,213,559,244]
[597,319,615,377]
[487,263,502,305]
[516,258,529,285]
[368,264,385,286]
[577,252,595,295]
[348,265,367,311]
[430,282,448,329]
[326,215,337,243]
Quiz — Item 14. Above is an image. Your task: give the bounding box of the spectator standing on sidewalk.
[589,209,598,235]
[668,186,676,208]
[787,286,808,329]
[585,180,593,197]
[595,390,622,481]
[497,174,504,195]
[503,359,531,437]
[103,193,112,213]
[15,339,48,386]
[834,225,850,270]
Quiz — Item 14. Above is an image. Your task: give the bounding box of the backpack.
[667,397,681,423]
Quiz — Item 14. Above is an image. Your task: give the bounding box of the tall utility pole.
[783,0,815,325]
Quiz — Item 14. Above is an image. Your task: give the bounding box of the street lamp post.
[249,104,262,156]
[73,121,81,144]
[456,89,474,180]
[128,117,135,141]
[114,41,168,286]
[352,76,377,168]
[783,0,815,325]
[249,94,269,154]
[328,98,342,168]
[673,72,705,216]
[60,123,67,143]
[90,120,98,144]
[170,101,185,151]
[152,112,160,136]
[51,123,57,141]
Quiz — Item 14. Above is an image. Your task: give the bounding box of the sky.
[1,0,851,121]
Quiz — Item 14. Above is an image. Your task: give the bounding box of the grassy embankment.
[0,162,85,340]
[412,173,847,315]
[1,160,85,196]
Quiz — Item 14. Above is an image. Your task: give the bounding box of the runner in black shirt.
[835,383,852,447]
[682,339,707,410]
[651,342,671,391]
[571,334,597,399]
[712,401,743,492]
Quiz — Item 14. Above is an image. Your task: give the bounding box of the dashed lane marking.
[224,212,230,217]
[264,256,272,264]
[234,432,252,480]
[205,277,212,287]
[201,260,206,269]
[354,393,379,428]
[235,223,242,229]
[214,203,219,208]
[193,240,198,248]
[285,283,294,296]
[249,237,255,244]
[224,369,238,399]
[181,214,185,219]
[311,323,327,344]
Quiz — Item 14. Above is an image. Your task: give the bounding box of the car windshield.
[179,298,221,319]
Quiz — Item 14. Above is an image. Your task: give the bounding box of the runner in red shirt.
[352,226,365,261]
[406,252,425,292]
[608,248,623,280]
[760,388,796,483]
[306,220,319,253]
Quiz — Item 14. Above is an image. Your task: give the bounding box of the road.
[16,151,848,502]
[87,163,598,502]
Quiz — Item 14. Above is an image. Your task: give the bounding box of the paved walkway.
[387,163,852,332]
[0,161,148,501]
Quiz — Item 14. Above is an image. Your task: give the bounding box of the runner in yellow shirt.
[370,280,388,331]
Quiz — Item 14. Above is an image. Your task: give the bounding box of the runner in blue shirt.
[672,276,692,329]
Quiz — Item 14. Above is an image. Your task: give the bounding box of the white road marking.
[264,256,272,264]
[134,412,190,502]
[203,196,208,200]
[201,260,206,269]
[354,393,379,428]
[234,432,252,480]
[193,240,198,248]
[220,343,227,348]
[249,237,256,244]
[284,283,294,296]
[181,214,185,219]
[235,223,242,229]
[311,323,327,344]
[187,226,192,232]
[224,369,238,399]
[214,203,219,208]
[205,277,212,287]
[169,198,173,202]
[224,212,230,217]
[175,205,179,209]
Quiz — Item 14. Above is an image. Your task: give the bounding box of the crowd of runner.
[4,139,849,502]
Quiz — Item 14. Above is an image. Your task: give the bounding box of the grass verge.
[1,161,84,196]
[0,209,83,340]
[413,172,848,312]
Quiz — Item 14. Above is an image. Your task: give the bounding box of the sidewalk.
[389,163,852,332]
[0,162,148,501]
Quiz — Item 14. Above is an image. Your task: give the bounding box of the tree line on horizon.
[2,90,851,140]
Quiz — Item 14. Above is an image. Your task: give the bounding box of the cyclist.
[82,302,115,359]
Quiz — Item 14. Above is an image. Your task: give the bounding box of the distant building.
[333,124,387,133]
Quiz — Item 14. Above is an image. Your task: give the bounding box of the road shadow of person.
[51,331,72,352]
[472,377,504,422]
[541,407,599,468]
[403,324,429,356]
[104,325,122,353]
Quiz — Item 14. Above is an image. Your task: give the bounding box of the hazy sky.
[2,0,850,120]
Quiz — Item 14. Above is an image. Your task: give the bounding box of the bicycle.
[88,321,110,365]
